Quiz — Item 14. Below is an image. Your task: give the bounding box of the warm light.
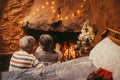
[28,17,30,20]
[81,5,83,8]
[60,17,63,20]
[57,15,60,18]
[19,21,23,24]
[83,0,86,1]
[51,6,54,9]
[65,16,68,20]
[45,2,49,5]
[24,20,26,22]
[72,13,75,16]
[36,8,39,11]
[77,10,80,14]
[51,1,55,4]
[41,6,45,9]
[33,12,35,15]
[63,42,76,60]
[52,10,55,13]
[55,43,61,51]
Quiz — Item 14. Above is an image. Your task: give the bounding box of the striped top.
[9,50,37,71]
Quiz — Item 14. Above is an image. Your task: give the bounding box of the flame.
[63,42,76,60]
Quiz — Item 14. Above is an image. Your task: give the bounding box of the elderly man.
[9,36,38,71]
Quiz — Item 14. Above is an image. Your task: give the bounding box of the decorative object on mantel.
[77,20,95,53]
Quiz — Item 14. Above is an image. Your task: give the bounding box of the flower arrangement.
[77,20,95,46]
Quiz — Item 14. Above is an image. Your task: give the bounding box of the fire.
[63,42,76,60]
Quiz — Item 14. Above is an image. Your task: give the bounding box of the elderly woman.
[9,36,38,71]
[35,34,62,66]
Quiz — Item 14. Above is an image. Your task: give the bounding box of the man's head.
[19,36,36,53]
[39,34,53,51]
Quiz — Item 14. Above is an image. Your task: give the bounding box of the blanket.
[1,57,96,80]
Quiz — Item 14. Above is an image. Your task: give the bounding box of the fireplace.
[23,28,81,61]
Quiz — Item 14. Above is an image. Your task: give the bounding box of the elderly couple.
[9,34,63,71]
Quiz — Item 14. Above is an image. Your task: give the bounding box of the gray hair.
[20,36,36,50]
[39,34,53,51]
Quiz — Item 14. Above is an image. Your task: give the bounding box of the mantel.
[21,21,81,32]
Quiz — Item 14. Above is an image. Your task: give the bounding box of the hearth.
[23,28,80,61]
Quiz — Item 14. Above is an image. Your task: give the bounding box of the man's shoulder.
[13,50,35,59]
[14,50,28,54]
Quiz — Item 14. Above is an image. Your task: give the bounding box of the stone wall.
[0,0,120,53]
[0,0,34,53]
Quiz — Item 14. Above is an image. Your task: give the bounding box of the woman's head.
[39,34,53,51]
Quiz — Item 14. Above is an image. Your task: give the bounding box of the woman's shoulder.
[36,50,59,62]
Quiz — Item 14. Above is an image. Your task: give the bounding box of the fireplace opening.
[24,28,81,61]
[24,28,80,43]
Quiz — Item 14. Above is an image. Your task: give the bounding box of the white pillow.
[89,37,120,80]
